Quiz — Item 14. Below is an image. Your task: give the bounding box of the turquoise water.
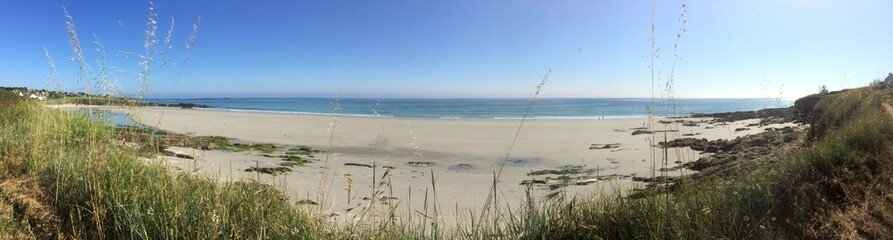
[145,98,793,119]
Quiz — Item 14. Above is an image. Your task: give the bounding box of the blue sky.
[1,0,891,98]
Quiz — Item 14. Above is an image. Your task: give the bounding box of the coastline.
[52,105,799,223]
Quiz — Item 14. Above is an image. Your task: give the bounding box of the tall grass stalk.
[478,70,550,227]
[316,88,343,214]
[43,47,65,95]
[155,16,201,127]
[62,6,93,106]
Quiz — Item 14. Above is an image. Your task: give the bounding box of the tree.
[819,85,829,94]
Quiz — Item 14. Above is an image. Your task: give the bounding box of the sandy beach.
[58,105,796,224]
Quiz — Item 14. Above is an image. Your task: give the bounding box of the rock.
[686,128,798,173]
[407,161,434,167]
[448,163,474,171]
[691,107,796,122]
[175,103,209,109]
[344,163,373,168]
[735,128,750,132]
[520,179,547,185]
[296,199,318,205]
[280,162,303,167]
[379,196,398,201]
[659,138,707,148]
[631,130,653,135]
[245,166,292,175]
[503,158,542,166]
[528,165,602,176]
[589,143,621,149]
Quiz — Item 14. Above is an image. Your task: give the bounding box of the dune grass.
[479,87,893,239]
[0,94,337,239]
[5,64,893,240]
[8,1,893,238]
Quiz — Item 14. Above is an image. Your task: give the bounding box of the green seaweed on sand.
[245,166,292,175]
[159,134,278,153]
[286,146,322,157]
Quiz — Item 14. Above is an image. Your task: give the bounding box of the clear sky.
[1,0,891,99]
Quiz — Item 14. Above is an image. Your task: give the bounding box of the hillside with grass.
[0,86,892,239]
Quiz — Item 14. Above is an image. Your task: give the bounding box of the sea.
[144,98,794,120]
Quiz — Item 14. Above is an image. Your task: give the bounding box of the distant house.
[28,93,46,101]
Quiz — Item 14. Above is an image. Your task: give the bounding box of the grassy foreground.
[505,86,893,239]
[0,90,333,239]
[1,86,893,239]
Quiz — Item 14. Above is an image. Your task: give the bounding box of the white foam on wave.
[198,108,394,118]
[196,107,651,120]
[492,115,649,120]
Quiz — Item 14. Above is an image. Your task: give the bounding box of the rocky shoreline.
[60,97,210,109]
[640,110,804,194]
[519,106,805,192]
[690,106,796,122]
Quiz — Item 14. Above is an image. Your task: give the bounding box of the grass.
[480,86,893,239]
[0,98,336,239]
[11,79,890,239]
[46,96,138,106]
[9,1,893,238]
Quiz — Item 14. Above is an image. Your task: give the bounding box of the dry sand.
[57,105,796,225]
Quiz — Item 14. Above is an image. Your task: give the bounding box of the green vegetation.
[479,86,893,239]
[46,96,139,106]
[0,98,337,239]
[5,85,893,239]
[160,135,279,153]
[9,1,893,236]
[0,89,20,101]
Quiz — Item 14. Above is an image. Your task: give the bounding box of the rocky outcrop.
[685,127,797,174]
[143,102,210,108]
[691,107,796,122]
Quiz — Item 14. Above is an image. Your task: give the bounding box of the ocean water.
[145,98,793,120]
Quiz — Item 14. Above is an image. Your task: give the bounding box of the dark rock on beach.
[527,165,602,176]
[144,102,210,108]
[631,129,678,136]
[691,107,796,123]
[344,163,373,168]
[448,163,474,171]
[245,166,292,175]
[589,143,621,150]
[685,129,797,174]
[407,161,434,167]
[502,158,543,167]
[296,199,318,205]
[631,130,653,135]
